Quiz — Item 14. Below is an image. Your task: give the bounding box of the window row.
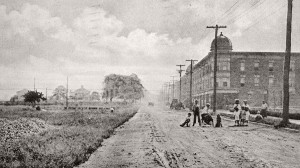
[196,61,230,78]
[240,60,295,71]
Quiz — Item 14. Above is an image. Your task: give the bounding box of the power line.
[199,0,246,40]
[226,0,269,26]
[214,0,243,24]
[242,3,287,32]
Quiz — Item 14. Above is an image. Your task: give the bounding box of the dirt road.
[77,105,300,168]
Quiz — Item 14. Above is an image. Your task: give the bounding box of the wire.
[242,3,287,32]
[226,0,268,26]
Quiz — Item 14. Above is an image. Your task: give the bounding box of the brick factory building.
[175,32,300,109]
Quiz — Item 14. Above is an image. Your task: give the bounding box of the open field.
[0,105,139,168]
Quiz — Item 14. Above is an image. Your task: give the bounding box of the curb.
[220,112,300,133]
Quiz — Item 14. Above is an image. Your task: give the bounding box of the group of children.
[233,99,250,126]
[180,99,253,128]
[180,102,222,128]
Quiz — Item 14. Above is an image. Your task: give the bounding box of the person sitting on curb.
[180,113,192,127]
[255,111,263,121]
[260,101,268,118]
[201,103,211,124]
[202,113,214,127]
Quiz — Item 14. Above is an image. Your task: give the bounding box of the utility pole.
[34,77,36,91]
[170,76,176,100]
[207,25,226,113]
[46,88,47,103]
[164,83,168,104]
[186,59,198,110]
[281,0,293,126]
[66,76,69,109]
[176,64,185,102]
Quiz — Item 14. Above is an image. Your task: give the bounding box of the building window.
[290,61,295,71]
[269,76,274,86]
[289,78,293,87]
[254,75,260,86]
[289,74,295,87]
[223,82,228,87]
[240,61,245,71]
[223,62,229,71]
[240,75,245,87]
[254,61,259,71]
[269,61,274,71]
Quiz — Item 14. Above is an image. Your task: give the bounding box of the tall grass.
[0,105,139,168]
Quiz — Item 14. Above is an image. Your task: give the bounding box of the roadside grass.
[0,105,139,168]
[220,112,300,130]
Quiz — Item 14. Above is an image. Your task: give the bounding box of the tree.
[23,91,46,107]
[52,85,67,101]
[103,73,144,102]
[10,95,18,102]
[91,91,100,101]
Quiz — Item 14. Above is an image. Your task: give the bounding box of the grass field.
[0,105,139,168]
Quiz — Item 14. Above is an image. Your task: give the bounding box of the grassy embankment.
[0,105,139,168]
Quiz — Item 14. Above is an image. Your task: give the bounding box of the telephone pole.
[34,77,36,91]
[66,76,69,109]
[176,64,185,102]
[164,82,171,103]
[170,76,176,100]
[46,88,48,103]
[186,59,198,110]
[281,0,293,126]
[207,25,226,113]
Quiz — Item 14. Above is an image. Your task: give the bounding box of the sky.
[0,0,299,100]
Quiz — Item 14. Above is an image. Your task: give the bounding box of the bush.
[266,110,300,120]
[221,111,300,130]
[228,109,300,120]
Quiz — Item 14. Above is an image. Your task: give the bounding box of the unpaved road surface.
[77,105,300,168]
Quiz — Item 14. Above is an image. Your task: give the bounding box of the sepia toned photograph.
[0,0,299,167]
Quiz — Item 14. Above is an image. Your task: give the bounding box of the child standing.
[240,107,246,126]
[245,106,250,126]
[180,113,192,127]
[234,107,240,126]
[233,99,241,126]
[215,114,222,127]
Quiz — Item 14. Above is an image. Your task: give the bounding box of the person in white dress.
[233,99,241,126]
[241,100,250,125]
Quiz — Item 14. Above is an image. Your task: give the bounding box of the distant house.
[16,89,29,101]
[74,85,90,100]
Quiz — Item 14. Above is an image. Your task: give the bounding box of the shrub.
[266,110,300,120]
[228,108,300,120]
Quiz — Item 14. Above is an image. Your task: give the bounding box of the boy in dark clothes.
[202,113,214,127]
[180,113,191,127]
[192,100,201,126]
[215,114,222,127]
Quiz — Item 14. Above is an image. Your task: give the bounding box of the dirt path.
[77,105,300,168]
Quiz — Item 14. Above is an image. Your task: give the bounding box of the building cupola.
[210,32,233,52]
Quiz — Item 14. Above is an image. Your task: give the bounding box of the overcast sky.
[0,0,299,100]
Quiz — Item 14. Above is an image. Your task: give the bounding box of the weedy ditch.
[0,105,139,168]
